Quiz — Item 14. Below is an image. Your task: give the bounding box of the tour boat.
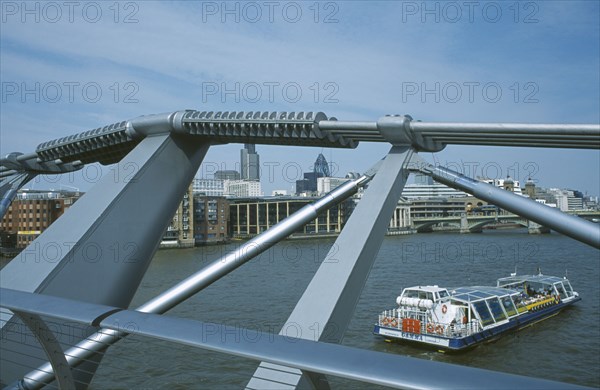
[373,272,580,351]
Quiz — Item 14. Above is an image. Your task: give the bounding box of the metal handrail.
[1,288,591,390]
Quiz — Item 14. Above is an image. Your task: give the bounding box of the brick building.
[193,196,229,244]
[0,191,81,248]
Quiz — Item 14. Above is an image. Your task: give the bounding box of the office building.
[241,144,260,181]
[414,173,434,185]
[317,177,351,195]
[193,178,225,197]
[296,153,331,195]
[389,201,412,231]
[215,170,240,181]
[229,196,353,237]
[400,184,467,199]
[194,196,229,244]
[162,185,194,248]
[225,180,262,197]
[0,190,82,248]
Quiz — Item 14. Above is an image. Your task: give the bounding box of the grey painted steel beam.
[0,134,210,386]
[180,111,356,148]
[4,113,598,181]
[409,156,600,249]
[318,118,600,150]
[29,111,355,168]
[410,121,600,135]
[248,146,414,389]
[16,176,369,389]
[1,288,590,390]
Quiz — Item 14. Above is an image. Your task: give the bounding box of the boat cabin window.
[554,283,567,299]
[472,301,494,327]
[524,282,553,297]
[450,299,466,307]
[501,296,518,317]
[438,290,449,300]
[512,296,527,312]
[562,281,574,297]
[487,298,507,322]
[402,290,435,301]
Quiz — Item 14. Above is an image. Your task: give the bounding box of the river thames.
[67,231,599,388]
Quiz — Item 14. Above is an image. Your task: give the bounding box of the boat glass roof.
[497,275,566,285]
[451,286,518,303]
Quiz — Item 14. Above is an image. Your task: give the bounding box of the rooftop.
[497,274,567,286]
[450,286,519,303]
[403,285,446,293]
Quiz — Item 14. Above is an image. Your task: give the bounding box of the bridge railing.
[0,288,590,390]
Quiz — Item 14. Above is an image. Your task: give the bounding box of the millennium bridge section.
[0,110,599,389]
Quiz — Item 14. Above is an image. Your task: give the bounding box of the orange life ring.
[441,304,448,314]
[390,319,398,328]
[382,317,390,326]
[426,323,434,333]
[435,325,444,335]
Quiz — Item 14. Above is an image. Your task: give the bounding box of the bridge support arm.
[410,156,600,249]
[1,134,210,387]
[248,146,414,389]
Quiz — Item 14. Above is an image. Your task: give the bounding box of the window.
[554,283,567,299]
[487,298,507,321]
[502,296,518,317]
[562,281,574,297]
[472,301,494,327]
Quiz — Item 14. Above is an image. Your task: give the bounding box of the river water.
[33,230,600,388]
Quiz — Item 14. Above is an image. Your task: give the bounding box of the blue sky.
[1,1,599,196]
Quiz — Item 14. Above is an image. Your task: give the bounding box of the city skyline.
[1,2,598,197]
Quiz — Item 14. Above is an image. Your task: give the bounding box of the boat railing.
[447,320,482,337]
[378,309,400,328]
[378,310,482,338]
[524,294,561,311]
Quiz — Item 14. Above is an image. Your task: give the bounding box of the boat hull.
[373,297,580,351]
